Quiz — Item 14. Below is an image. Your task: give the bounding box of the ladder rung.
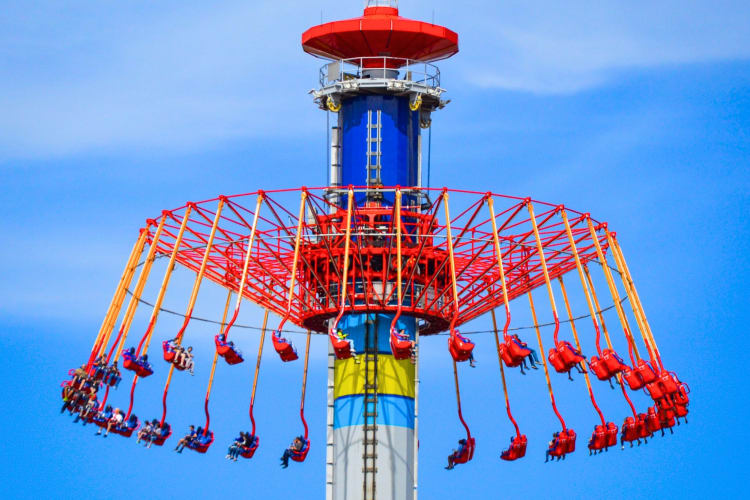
[362,467,378,473]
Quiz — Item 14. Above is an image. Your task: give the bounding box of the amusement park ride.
[60,2,690,499]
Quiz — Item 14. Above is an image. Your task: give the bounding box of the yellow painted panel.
[334,355,415,399]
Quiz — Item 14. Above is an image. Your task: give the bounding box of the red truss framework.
[143,187,614,335]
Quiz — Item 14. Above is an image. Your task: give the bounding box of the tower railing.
[319,57,441,88]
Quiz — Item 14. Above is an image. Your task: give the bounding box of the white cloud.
[1,0,748,157]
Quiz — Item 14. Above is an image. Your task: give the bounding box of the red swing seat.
[635,360,658,384]
[390,329,412,360]
[588,425,608,452]
[187,431,215,453]
[290,438,310,463]
[622,366,646,390]
[215,335,244,365]
[112,417,140,438]
[498,343,524,367]
[122,350,153,378]
[162,340,177,363]
[588,356,611,380]
[448,333,474,363]
[500,435,527,461]
[621,417,640,444]
[659,371,681,395]
[636,414,651,439]
[673,383,690,406]
[272,331,299,362]
[548,348,568,373]
[151,423,172,446]
[602,349,626,374]
[645,406,662,433]
[330,331,355,360]
[451,437,476,464]
[239,436,260,459]
[548,429,576,458]
[558,341,585,366]
[646,381,665,400]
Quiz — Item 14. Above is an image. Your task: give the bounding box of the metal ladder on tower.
[362,316,379,500]
[366,110,382,188]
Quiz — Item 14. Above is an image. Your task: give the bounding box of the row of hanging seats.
[92,410,140,438]
[500,435,528,461]
[215,334,244,365]
[588,349,627,381]
[587,422,618,454]
[150,422,172,446]
[272,331,298,362]
[547,429,577,460]
[448,330,475,362]
[548,341,586,375]
[122,348,153,378]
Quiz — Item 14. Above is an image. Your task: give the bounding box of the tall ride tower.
[303,2,458,499]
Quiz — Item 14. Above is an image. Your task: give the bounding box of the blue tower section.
[340,95,420,205]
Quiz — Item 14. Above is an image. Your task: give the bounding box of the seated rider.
[181,346,195,375]
[445,439,467,470]
[175,425,197,453]
[511,334,540,370]
[98,408,124,437]
[137,420,153,445]
[336,329,358,357]
[280,436,305,468]
[138,353,151,371]
[226,432,243,461]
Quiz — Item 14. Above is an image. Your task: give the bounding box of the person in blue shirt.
[175,425,196,453]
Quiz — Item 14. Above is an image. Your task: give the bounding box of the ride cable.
[527,202,567,430]
[607,233,664,371]
[584,264,638,417]
[159,199,227,425]
[203,288,233,436]
[124,205,194,420]
[276,190,307,334]
[108,216,168,365]
[443,191,473,447]
[560,209,636,416]
[295,330,312,460]
[389,189,407,346]
[586,218,641,365]
[88,227,149,370]
[249,309,270,439]
[558,275,606,425]
[95,219,167,410]
[329,189,355,341]
[527,291,567,431]
[222,193,264,342]
[487,196,521,438]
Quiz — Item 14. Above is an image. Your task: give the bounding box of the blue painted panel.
[340,95,420,205]
[337,312,416,353]
[334,393,415,429]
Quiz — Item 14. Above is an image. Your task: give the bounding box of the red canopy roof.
[302,6,458,63]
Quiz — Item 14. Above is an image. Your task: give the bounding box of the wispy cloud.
[2,0,748,158]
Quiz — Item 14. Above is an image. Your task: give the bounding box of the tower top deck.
[301,3,458,68]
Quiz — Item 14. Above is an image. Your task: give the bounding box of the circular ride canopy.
[301,4,459,65]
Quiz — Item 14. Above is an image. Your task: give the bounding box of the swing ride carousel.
[60,2,690,500]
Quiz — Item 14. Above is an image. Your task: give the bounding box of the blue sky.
[1,1,748,498]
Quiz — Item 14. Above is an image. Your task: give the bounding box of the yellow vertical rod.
[203,288,234,432]
[113,215,168,362]
[279,191,308,330]
[487,197,512,334]
[527,202,561,341]
[250,309,270,409]
[586,218,640,361]
[442,192,460,318]
[609,234,663,368]
[136,205,194,357]
[527,291,566,429]
[584,265,615,350]
[173,199,226,345]
[560,209,605,353]
[93,228,149,360]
